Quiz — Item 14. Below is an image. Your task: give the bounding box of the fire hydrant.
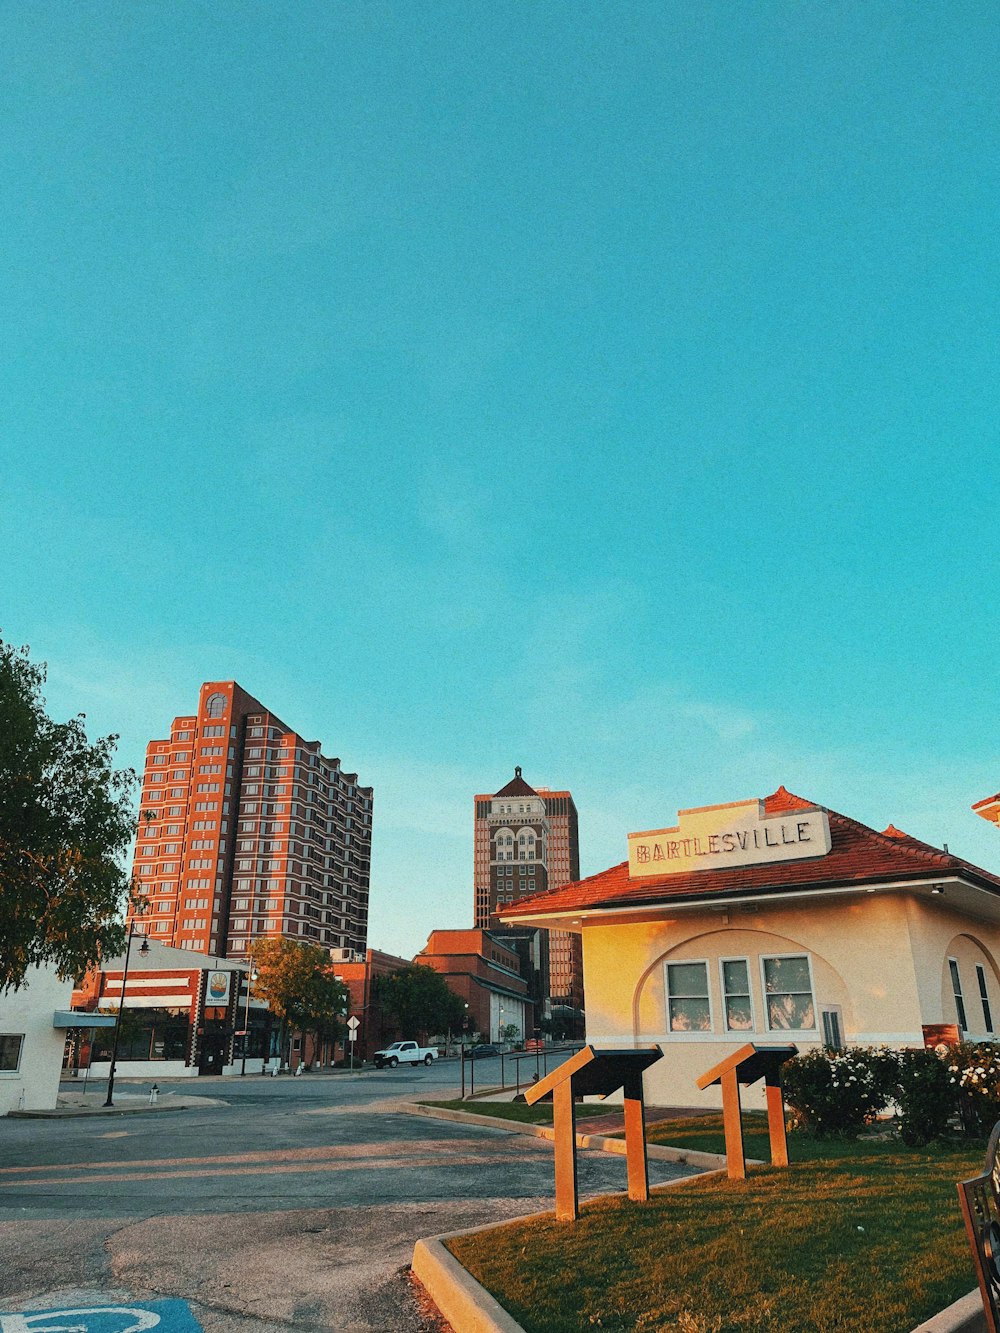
[149,1083,159,1106]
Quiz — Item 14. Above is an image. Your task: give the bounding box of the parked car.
[466,1043,501,1059]
[372,1041,438,1069]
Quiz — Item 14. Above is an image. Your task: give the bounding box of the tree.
[0,638,139,992]
[374,964,465,1040]
[249,938,349,1063]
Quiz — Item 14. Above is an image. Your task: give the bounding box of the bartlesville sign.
[627,798,832,878]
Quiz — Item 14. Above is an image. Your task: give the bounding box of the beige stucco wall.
[581,891,1000,1109]
[0,965,73,1115]
[902,896,1000,1040]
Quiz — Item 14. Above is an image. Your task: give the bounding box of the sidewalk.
[12,1089,227,1118]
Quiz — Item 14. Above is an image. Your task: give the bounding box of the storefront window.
[721,959,754,1031]
[762,955,815,1030]
[666,961,712,1032]
[92,1008,191,1061]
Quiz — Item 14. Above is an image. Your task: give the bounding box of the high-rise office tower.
[473,769,583,1015]
[129,681,372,960]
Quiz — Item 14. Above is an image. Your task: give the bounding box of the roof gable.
[500,786,1000,920]
[494,767,539,798]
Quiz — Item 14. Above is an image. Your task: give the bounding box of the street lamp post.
[103,921,149,1108]
[240,966,259,1077]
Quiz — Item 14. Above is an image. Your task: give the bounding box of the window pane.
[668,962,709,997]
[669,997,712,1032]
[725,998,754,1031]
[723,960,749,994]
[822,1010,844,1049]
[764,956,810,993]
[0,1035,23,1071]
[768,993,815,1030]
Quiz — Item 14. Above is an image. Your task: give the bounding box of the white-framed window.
[976,964,994,1034]
[821,1005,845,1050]
[664,960,712,1033]
[761,954,816,1031]
[950,958,968,1032]
[0,1035,24,1072]
[719,957,755,1032]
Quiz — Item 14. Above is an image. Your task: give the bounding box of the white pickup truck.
[372,1040,438,1069]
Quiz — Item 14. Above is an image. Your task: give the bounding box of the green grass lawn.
[445,1115,985,1333]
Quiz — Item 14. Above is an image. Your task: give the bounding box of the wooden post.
[721,1068,746,1180]
[622,1071,649,1202]
[765,1075,789,1167]
[552,1081,579,1221]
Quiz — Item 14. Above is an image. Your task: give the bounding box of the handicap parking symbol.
[0,1300,202,1333]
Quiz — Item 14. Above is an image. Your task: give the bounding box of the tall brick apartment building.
[473,769,584,1024]
[128,680,372,962]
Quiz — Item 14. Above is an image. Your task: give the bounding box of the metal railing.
[460,1042,584,1099]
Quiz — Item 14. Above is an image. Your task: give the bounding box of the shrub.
[947,1042,1000,1135]
[893,1048,957,1145]
[782,1047,893,1136]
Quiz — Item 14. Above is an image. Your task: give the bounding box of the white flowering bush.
[782,1047,895,1136]
[949,1043,1000,1133]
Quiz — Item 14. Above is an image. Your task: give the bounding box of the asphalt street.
[0,1059,699,1332]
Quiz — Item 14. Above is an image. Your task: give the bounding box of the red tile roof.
[973,792,1000,817]
[500,786,1000,920]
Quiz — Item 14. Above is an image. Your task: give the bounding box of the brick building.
[473,769,583,1025]
[129,680,372,963]
[71,940,271,1076]
[415,929,532,1044]
[327,947,410,1061]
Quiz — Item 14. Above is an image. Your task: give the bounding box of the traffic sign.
[347,1016,360,1033]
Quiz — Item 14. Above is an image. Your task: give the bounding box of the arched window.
[204,693,227,718]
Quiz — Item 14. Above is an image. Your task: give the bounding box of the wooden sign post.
[525,1045,663,1222]
[696,1043,798,1180]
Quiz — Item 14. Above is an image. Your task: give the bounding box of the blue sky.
[3,3,1000,960]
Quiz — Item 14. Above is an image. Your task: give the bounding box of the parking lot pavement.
[0,1073,700,1331]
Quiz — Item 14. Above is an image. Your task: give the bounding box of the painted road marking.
[0,1137,495,1176]
[0,1301,201,1333]
[0,1152,497,1189]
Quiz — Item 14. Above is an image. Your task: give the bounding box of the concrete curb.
[399,1102,733,1170]
[910,1291,987,1333]
[412,1228,528,1333]
[11,1096,227,1118]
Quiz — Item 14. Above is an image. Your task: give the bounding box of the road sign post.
[347,1015,360,1071]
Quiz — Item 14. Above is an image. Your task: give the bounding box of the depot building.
[500,786,1000,1108]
